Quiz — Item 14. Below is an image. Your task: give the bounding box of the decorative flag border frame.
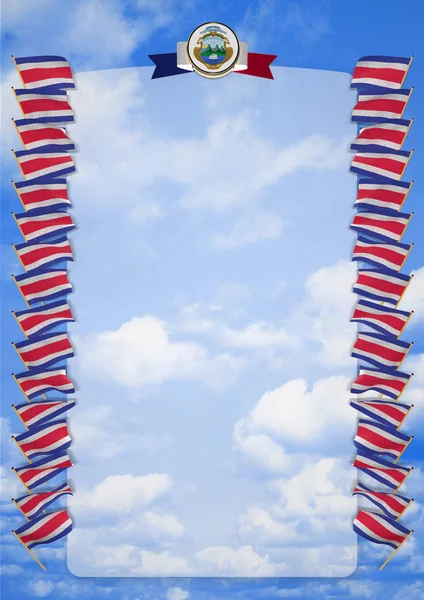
[9,54,76,571]
[349,55,415,570]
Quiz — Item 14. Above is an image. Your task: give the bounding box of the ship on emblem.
[193,25,233,70]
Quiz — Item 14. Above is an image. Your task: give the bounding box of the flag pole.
[397,404,414,430]
[398,243,414,272]
[12,498,29,520]
[11,436,31,464]
[395,273,414,308]
[394,436,414,464]
[12,404,29,430]
[11,55,26,87]
[394,467,413,493]
[398,310,414,339]
[11,372,31,403]
[400,87,413,118]
[379,530,414,571]
[12,341,27,369]
[399,150,414,181]
[11,87,26,118]
[397,498,414,521]
[11,530,46,571]
[399,56,414,88]
[11,181,27,211]
[12,211,27,242]
[399,180,414,211]
[11,467,32,494]
[12,243,27,272]
[11,117,28,150]
[11,310,28,339]
[11,274,30,309]
[397,341,414,371]
[11,150,27,181]
[395,373,414,403]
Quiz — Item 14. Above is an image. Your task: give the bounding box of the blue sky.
[1,1,424,599]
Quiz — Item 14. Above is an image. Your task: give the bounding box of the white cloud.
[212,210,284,249]
[0,564,22,576]
[70,473,174,515]
[78,315,245,391]
[177,304,298,353]
[2,0,191,70]
[392,582,424,600]
[237,375,353,445]
[291,260,357,368]
[222,321,296,350]
[28,580,54,598]
[166,588,190,600]
[176,259,355,368]
[237,507,302,545]
[195,545,275,576]
[68,541,191,576]
[70,70,350,222]
[233,422,290,473]
[235,458,355,552]
[270,458,355,521]
[0,466,20,502]
[400,353,424,422]
[400,266,424,325]
[118,510,184,542]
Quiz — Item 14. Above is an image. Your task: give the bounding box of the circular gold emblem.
[187,22,240,78]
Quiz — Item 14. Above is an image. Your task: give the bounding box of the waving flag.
[350,210,411,243]
[13,420,71,460]
[353,451,413,490]
[351,332,412,370]
[13,55,75,90]
[350,367,412,400]
[13,368,75,400]
[352,237,412,271]
[13,400,76,429]
[13,237,73,272]
[13,88,73,123]
[13,300,74,337]
[355,179,412,212]
[353,510,412,551]
[353,452,414,491]
[13,180,70,212]
[353,268,412,305]
[351,300,412,338]
[352,483,412,520]
[351,149,412,181]
[13,119,74,151]
[350,399,412,429]
[13,509,72,549]
[354,419,412,461]
[13,210,75,243]
[352,89,412,122]
[13,453,72,490]
[13,148,75,181]
[13,332,74,369]
[351,56,412,89]
[351,120,412,151]
[13,269,72,305]
[13,483,73,520]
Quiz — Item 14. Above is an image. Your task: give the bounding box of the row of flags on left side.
[9,55,76,571]
[348,55,416,570]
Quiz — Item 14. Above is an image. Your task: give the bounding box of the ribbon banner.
[149,51,277,80]
[149,23,276,80]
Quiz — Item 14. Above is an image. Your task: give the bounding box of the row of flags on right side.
[349,55,416,570]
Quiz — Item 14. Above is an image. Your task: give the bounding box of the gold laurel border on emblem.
[187,22,240,79]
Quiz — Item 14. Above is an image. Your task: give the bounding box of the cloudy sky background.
[1,0,423,598]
